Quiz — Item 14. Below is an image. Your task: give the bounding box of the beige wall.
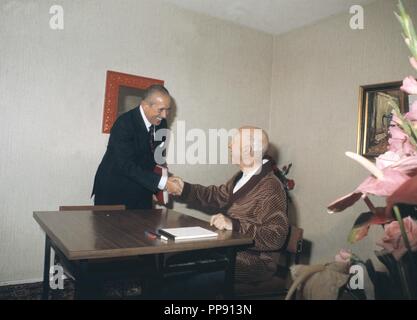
[270,0,417,264]
[0,0,272,284]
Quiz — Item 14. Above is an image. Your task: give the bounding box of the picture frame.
[102,71,164,133]
[357,81,409,158]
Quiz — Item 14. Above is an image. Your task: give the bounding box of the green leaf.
[395,12,406,30]
[396,1,417,59]
[398,0,407,17]
[348,211,392,244]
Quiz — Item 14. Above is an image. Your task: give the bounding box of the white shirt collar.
[139,105,152,132]
[233,159,269,194]
[242,159,269,177]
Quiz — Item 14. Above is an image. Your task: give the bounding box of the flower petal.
[401,76,417,95]
[389,155,417,176]
[386,175,417,212]
[355,168,409,197]
[405,100,417,121]
[375,151,401,170]
[327,192,362,214]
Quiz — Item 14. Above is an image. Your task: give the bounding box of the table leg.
[74,260,90,300]
[224,248,237,299]
[42,236,51,300]
[142,254,164,299]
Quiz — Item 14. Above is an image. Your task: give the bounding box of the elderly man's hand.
[166,176,183,196]
[170,176,184,192]
[210,213,233,231]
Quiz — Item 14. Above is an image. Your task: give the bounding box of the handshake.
[166,176,184,196]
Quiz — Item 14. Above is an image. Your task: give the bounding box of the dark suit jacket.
[92,107,167,209]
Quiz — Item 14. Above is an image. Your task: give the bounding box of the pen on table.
[145,230,168,241]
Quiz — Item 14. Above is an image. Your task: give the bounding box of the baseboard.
[0,278,43,287]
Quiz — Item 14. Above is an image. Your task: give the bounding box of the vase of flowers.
[327,1,417,299]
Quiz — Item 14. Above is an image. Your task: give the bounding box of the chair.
[158,226,304,299]
[49,205,154,299]
[235,225,304,299]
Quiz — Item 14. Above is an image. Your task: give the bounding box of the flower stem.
[398,259,413,299]
[392,206,415,299]
[393,206,412,252]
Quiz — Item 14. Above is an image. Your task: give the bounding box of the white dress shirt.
[139,106,167,190]
[233,159,269,194]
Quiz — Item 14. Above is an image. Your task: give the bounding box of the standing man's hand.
[170,176,184,192]
[210,213,233,231]
[166,177,183,195]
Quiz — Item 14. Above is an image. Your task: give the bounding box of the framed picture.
[357,81,409,158]
[102,71,164,133]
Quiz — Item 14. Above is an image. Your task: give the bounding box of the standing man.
[92,84,181,209]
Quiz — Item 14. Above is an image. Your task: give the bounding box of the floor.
[0,279,143,300]
[0,280,282,300]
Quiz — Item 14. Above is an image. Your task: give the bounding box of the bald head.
[229,126,269,170]
[238,126,269,157]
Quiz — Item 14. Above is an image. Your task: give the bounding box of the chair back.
[286,225,303,264]
[59,205,126,211]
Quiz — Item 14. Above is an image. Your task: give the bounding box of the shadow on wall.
[269,143,312,264]
[268,143,299,226]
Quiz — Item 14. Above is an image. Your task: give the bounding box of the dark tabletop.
[33,209,253,260]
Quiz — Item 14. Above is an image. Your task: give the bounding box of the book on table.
[158,226,218,241]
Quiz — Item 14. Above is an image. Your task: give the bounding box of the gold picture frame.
[357,81,409,158]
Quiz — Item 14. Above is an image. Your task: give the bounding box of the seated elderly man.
[166,126,289,298]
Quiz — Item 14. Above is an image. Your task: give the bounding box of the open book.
[158,226,218,241]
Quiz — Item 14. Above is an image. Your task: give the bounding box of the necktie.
[149,125,155,153]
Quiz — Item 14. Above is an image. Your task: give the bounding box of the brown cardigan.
[180,161,289,283]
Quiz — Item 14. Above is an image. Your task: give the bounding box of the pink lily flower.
[401,76,417,95]
[355,167,409,196]
[376,216,417,261]
[405,100,417,122]
[388,125,417,156]
[388,103,417,156]
[328,152,417,214]
[386,175,417,216]
[376,151,401,169]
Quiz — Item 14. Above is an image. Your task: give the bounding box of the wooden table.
[33,209,253,299]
